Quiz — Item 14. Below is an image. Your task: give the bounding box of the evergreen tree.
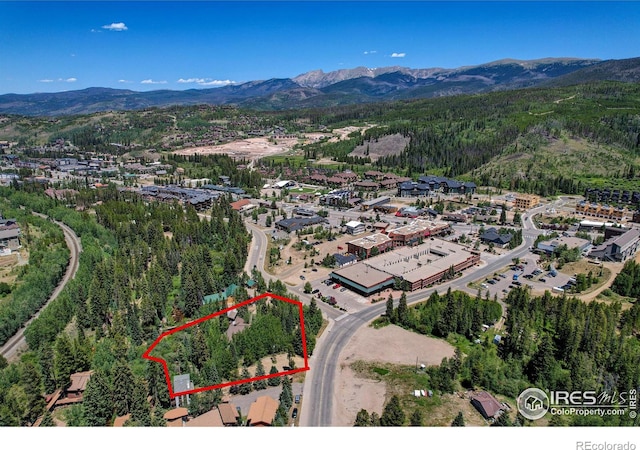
[38,345,56,394]
[385,294,394,322]
[112,360,135,416]
[397,292,409,327]
[410,409,423,426]
[54,334,75,390]
[380,395,405,426]
[83,372,113,426]
[354,409,371,426]
[130,378,152,426]
[268,365,281,386]
[279,376,293,411]
[451,411,465,427]
[253,360,268,390]
[239,367,253,395]
[146,361,170,409]
[21,361,45,426]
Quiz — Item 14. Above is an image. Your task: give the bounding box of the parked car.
[333,283,340,289]
[295,395,301,404]
[292,408,298,419]
[312,289,319,294]
[300,275,305,280]
[340,287,347,292]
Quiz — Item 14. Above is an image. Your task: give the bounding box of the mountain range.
[1,57,639,116]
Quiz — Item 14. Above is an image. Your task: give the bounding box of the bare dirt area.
[173,137,298,159]
[332,323,455,426]
[350,133,410,162]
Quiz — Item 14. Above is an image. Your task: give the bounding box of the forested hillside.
[0,185,318,426]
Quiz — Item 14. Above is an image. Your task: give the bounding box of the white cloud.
[390,52,406,58]
[102,22,128,32]
[199,79,235,86]
[177,78,203,84]
[118,79,133,84]
[65,78,77,83]
[363,50,378,55]
[177,78,235,86]
[38,79,54,83]
[141,79,167,85]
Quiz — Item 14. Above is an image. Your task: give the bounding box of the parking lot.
[310,277,389,313]
[475,255,577,299]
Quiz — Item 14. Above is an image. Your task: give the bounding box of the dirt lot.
[173,137,298,159]
[332,323,455,426]
[172,126,375,160]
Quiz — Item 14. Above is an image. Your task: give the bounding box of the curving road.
[0,214,82,361]
[242,199,560,426]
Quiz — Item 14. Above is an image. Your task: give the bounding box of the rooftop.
[247,396,279,426]
[347,233,392,249]
[68,371,93,392]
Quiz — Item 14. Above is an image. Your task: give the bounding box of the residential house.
[164,407,189,427]
[246,396,279,426]
[218,402,241,426]
[471,391,504,420]
[54,371,94,407]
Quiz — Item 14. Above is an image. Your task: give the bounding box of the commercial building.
[347,233,393,259]
[575,201,626,220]
[387,220,450,247]
[275,216,327,233]
[345,220,366,235]
[590,228,640,262]
[513,194,540,210]
[360,196,391,211]
[536,236,592,255]
[331,239,480,294]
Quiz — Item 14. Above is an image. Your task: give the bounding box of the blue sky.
[1,1,639,94]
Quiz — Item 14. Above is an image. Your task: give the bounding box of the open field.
[332,323,455,426]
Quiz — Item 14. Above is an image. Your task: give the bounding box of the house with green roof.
[203,284,239,305]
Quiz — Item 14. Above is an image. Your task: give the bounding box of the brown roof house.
[185,408,224,427]
[55,370,94,406]
[218,402,240,426]
[246,396,279,426]
[185,403,240,427]
[471,391,504,420]
[164,407,189,427]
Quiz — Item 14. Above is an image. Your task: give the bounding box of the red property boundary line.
[142,292,310,398]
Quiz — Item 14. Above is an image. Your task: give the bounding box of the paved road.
[0,214,82,361]
[240,197,562,426]
[301,199,564,426]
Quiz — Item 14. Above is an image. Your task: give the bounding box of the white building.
[345,220,366,235]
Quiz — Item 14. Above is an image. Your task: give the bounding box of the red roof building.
[471,391,503,420]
